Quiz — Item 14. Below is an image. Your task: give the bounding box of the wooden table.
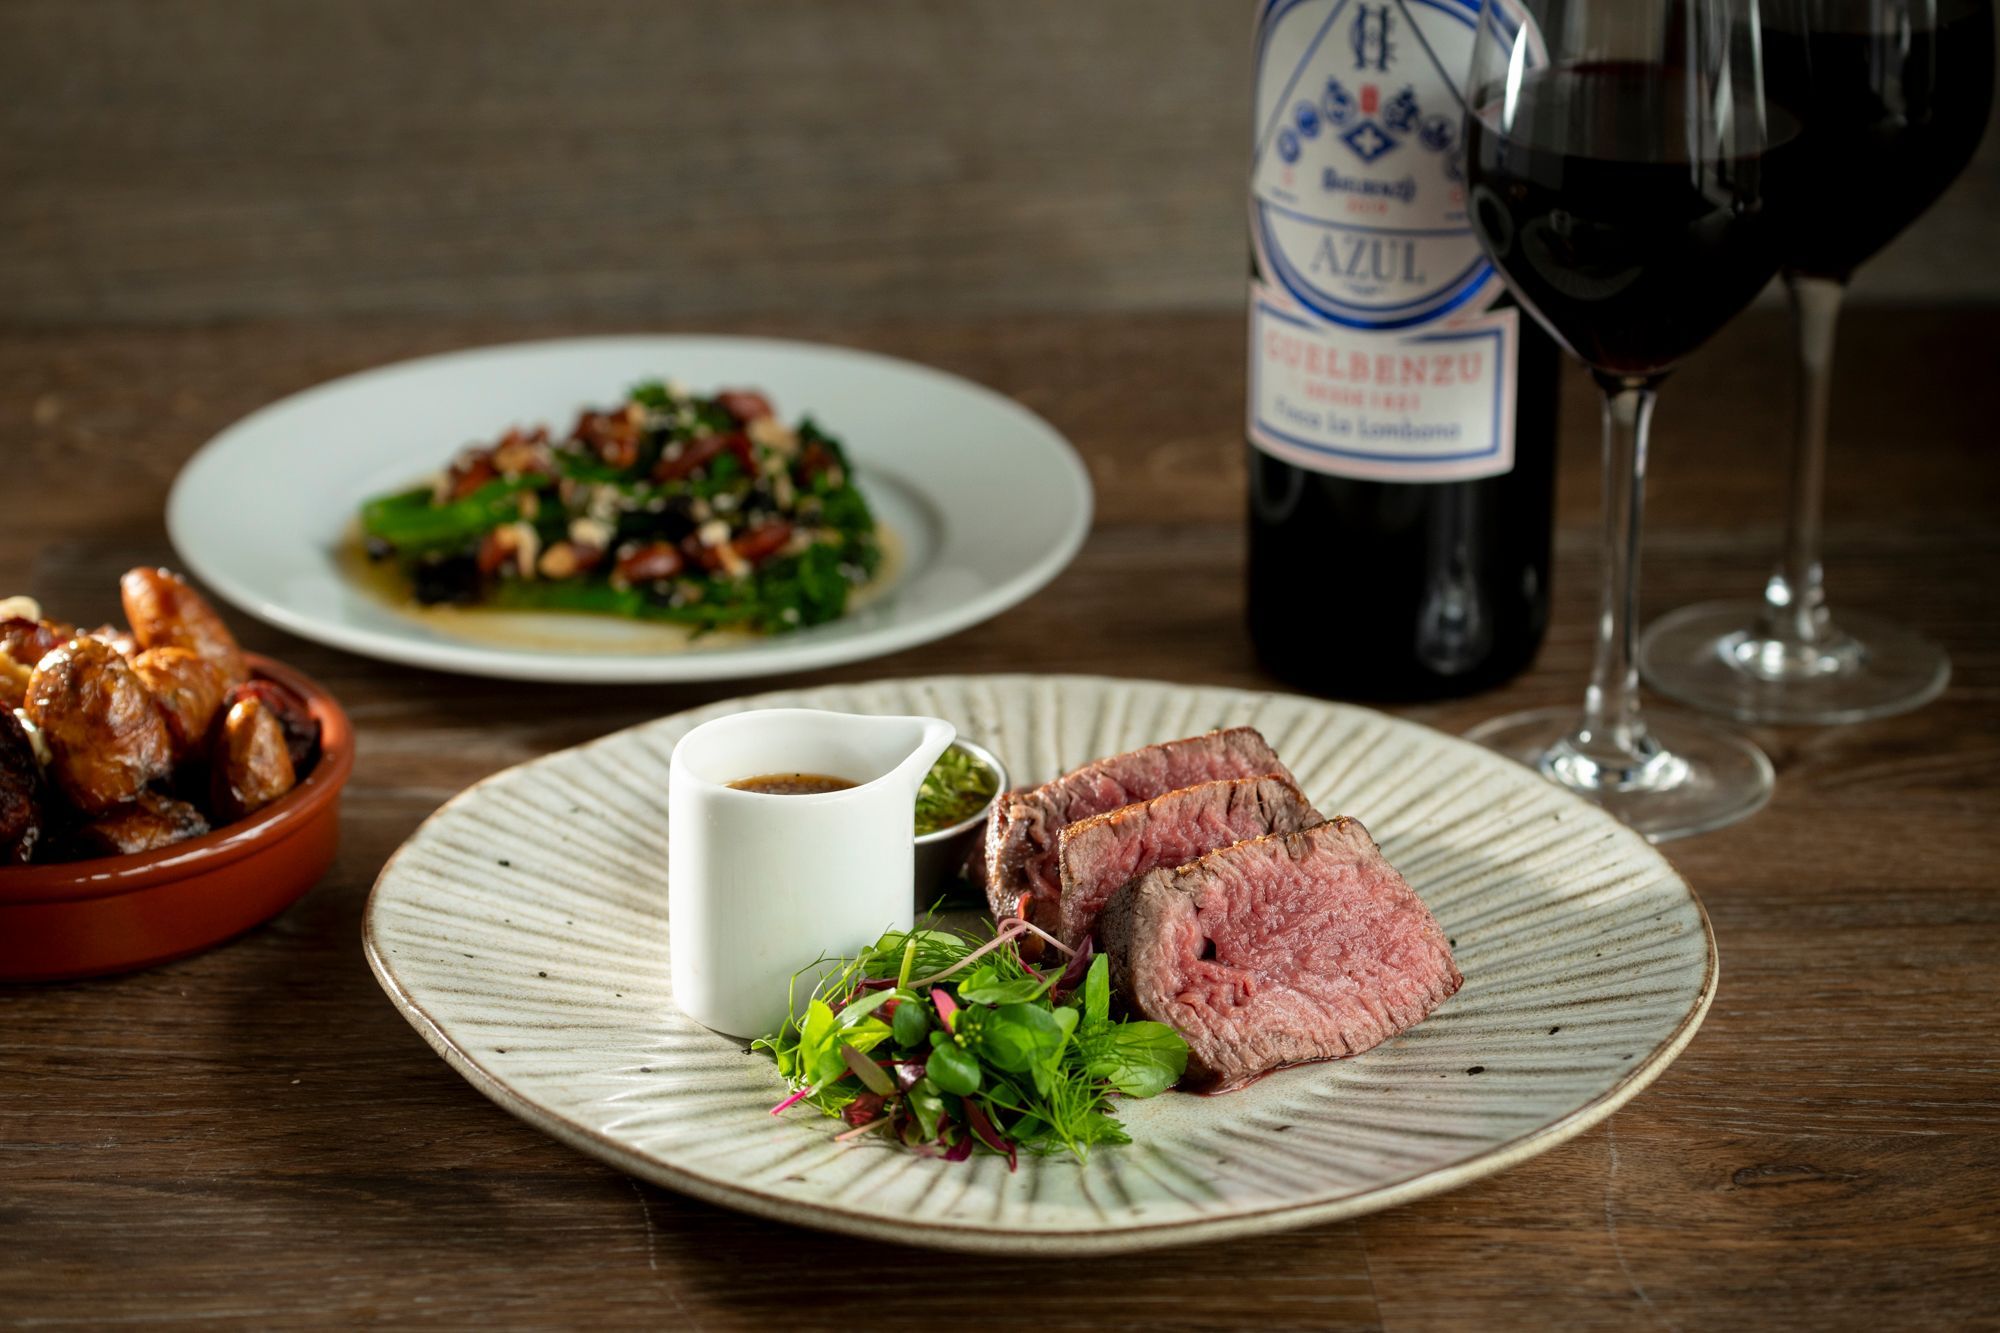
[3,309,1995,1329]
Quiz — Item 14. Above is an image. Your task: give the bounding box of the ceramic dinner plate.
[365,676,1714,1254]
[167,337,1091,682]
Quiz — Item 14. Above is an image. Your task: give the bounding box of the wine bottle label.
[1247,0,1531,483]
[1249,285,1519,482]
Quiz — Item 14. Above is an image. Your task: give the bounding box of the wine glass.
[1639,0,1994,725]
[1460,0,1785,841]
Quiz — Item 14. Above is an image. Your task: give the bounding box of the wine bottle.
[1245,0,1561,701]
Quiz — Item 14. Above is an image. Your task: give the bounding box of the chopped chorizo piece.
[652,431,756,483]
[732,520,794,566]
[574,403,647,470]
[613,542,685,587]
[491,426,555,479]
[716,390,775,424]
[439,448,499,502]
[211,696,297,822]
[119,568,248,686]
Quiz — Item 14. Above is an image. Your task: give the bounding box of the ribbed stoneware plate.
[365,676,1715,1254]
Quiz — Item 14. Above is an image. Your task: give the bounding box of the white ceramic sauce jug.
[667,708,956,1037]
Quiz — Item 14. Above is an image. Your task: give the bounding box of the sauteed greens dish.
[358,381,883,634]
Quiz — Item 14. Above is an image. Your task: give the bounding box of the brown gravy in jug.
[727,773,858,796]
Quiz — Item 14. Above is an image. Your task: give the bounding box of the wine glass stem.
[1759,273,1845,650]
[1567,379,1663,779]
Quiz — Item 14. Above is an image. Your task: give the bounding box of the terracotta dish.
[0,655,351,982]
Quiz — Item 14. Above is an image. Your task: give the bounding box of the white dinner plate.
[167,337,1092,682]
[365,675,1716,1254]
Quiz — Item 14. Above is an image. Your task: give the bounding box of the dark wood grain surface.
[3,0,1997,325]
[2,308,1996,1330]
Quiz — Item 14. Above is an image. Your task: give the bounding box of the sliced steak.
[982,727,1295,929]
[1101,816,1459,1091]
[1055,775,1319,949]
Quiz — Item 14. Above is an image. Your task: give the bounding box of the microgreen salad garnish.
[752,918,1189,1166]
[913,745,999,836]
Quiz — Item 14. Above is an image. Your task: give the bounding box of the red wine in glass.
[1768,3,1995,280]
[1467,62,1797,382]
[1640,0,1994,726]
[1462,0,1784,843]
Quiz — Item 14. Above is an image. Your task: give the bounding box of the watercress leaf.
[973,1003,1068,1074]
[905,1077,945,1140]
[955,975,1052,1006]
[1078,1021,1189,1098]
[840,1017,892,1058]
[1084,954,1111,1031]
[953,959,1001,999]
[972,1019,1037,1074]
[892,995,931,1047]
[1029,1004,1080,1097]
[927,1040,983,1096]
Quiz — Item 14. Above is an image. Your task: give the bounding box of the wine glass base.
[1464,706,1773,843]
[1639,601,1949,726]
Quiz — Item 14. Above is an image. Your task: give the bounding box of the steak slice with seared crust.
[982,727,1295,930]
[1100,816,1460,1091]
[1055,775,1320,949]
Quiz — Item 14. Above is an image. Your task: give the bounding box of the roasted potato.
[210,696,296,821]
[85,624,139,659]
[24,638,174,814]
[120,568,247,686]
[131,646,231,764]
[222,678,320,774]
[6,571,319,864]
[74,789,210,858]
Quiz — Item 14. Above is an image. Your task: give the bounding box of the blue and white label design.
[1249,0,1528,483]
[1251,290,1519,482]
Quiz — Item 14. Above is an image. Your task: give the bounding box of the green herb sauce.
[914,745,999,836]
